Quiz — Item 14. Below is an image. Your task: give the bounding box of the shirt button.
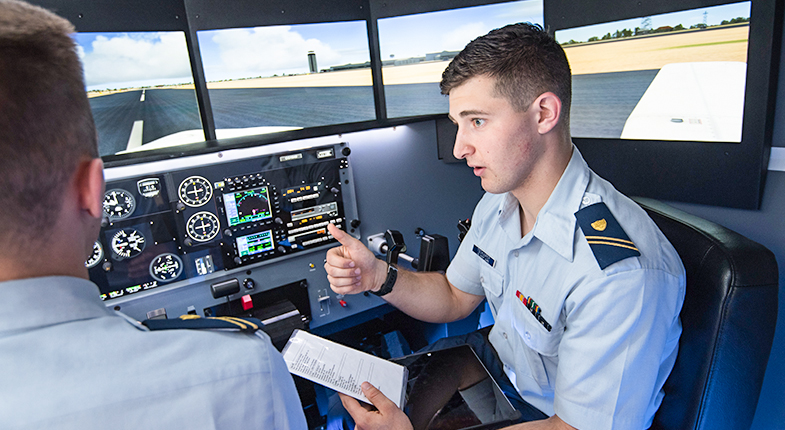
[513,251,519,257]
[524,331,531,341]
[582,196,591,205]
[503,332,508,339]
[480,276,485,284]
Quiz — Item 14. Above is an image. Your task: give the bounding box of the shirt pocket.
[509,300,562,388]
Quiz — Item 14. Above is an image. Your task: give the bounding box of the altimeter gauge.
[179,176,213,207]
[186,211,220,242]
[111,228,146,259]
[85,241,103,268]
[149,253,183,282]
[103,188,136,220]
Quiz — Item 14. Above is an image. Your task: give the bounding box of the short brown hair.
[441,23,572,125]
[0,0,98,244]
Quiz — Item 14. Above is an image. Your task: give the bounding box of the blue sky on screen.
[377,0,543,60]
[197,20,370,82]
[555,1,751,44]
[74,31,193,91]
[74,0,543,89]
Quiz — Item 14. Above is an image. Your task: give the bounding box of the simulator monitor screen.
[377,0,543,118]
[74,31,203,157]
[555,1,750,142]
[223,186,273,227]
[196,21,374,138]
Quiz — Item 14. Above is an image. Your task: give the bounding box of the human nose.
[453,126,473,160]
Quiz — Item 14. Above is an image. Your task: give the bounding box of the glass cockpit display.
[223,186,272,227]
[89,143,356,301]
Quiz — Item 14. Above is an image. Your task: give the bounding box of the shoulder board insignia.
[142,315,263,333]
[575,202,640,270]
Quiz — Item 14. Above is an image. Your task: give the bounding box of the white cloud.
[81,32,192,89]
[209,26,342,79]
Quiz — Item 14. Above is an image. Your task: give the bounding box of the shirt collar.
[501,145,589,261]
[0,276,114,335]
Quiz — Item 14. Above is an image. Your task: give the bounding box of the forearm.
[376,266,483,323]
[324,223,483,323]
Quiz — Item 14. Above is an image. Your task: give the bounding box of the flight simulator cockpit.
[22,0,781,427]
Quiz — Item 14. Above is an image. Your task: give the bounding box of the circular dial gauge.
[178,176,213,207]
[186,211,220,242]
[111,228,146,259]
[149,253,183,282]
[85,241,104,268]
[103,188,136,220]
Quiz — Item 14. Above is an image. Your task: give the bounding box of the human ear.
[534,92,562,135]
[75,158,105,219]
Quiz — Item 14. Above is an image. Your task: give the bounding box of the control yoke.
[384,230,406,265]
[368,229,449,272]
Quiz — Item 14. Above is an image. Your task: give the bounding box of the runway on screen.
[89,70,658,157]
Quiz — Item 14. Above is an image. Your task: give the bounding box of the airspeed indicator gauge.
[186,211,220,242]
[85,241,103,268]
[149,253,183,282]
[179,176,213,207]
[103,189,136,220]
[111,228,146,259]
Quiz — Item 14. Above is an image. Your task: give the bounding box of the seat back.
[634,198,778,430]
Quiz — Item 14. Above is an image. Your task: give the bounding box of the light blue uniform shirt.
[0,276,307,430]
[447,147,685,430]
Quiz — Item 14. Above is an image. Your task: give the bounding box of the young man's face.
[449,75,544,196]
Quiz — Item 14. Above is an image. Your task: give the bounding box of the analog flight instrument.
[103,188,136,220]
[149,253,183,282]
[186,211,220,242]
[85,241,104,268]
[179,176,213,207]
[111,228,146,259]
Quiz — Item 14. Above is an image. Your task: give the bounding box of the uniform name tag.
[472,245,496,267]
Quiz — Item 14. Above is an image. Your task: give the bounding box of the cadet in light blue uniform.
[447,146,685,429]
[325,23,686,430]
[0,277,307,430]
[0,3,306,428]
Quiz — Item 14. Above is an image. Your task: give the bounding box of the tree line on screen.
[560,16,750,46]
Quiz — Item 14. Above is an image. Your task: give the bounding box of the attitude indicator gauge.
[149,253,183,282]
[85,241,104,268]
[111,228,146,259]
[186,211,220,242]
[103,189,136,220]
[179,176,213,207]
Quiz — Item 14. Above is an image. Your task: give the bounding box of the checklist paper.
[282,329,408,408]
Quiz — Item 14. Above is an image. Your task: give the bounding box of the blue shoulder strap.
[575,202,640,270]
[142,315,263,333]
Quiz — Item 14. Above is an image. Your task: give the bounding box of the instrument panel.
[88,142,358,301]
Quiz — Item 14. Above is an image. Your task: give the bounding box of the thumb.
[328,223,361,249]
[361,382,397,412]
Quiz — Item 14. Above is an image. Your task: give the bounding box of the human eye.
[472,118,486,128]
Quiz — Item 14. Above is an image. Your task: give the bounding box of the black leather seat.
[633,197,778,430]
